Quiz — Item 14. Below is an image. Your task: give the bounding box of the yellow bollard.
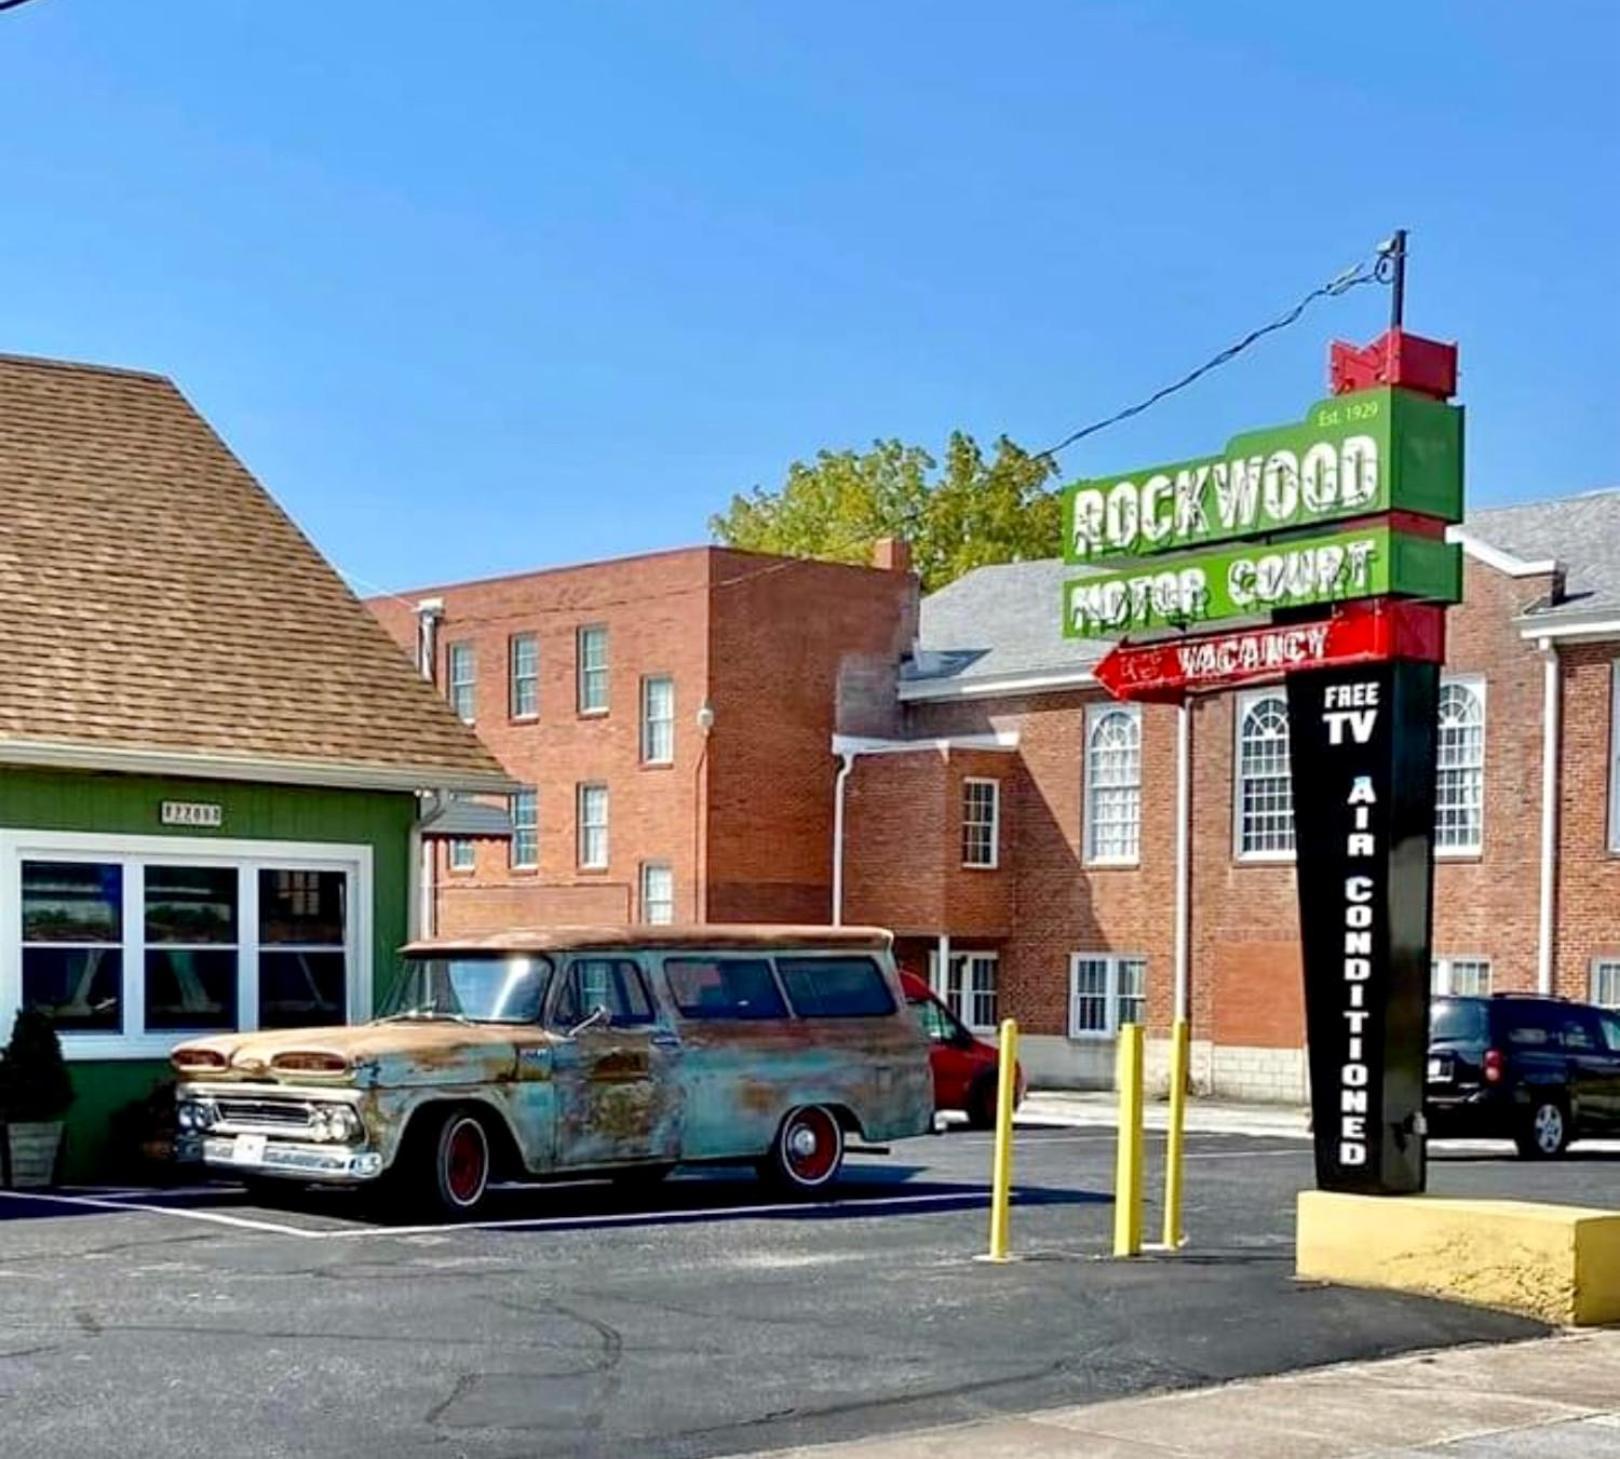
[1113,1021,1144,1257]
[986,1018,1019,1261]
[1161,1018,1190,1250]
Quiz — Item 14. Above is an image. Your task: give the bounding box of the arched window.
[1235,693,1294,857]
[1436,680,1485,854]
[1085,706,1142,863]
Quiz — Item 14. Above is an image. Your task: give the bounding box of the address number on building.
[161,800,224,828]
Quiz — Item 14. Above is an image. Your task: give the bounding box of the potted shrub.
[0,1009,74,1188]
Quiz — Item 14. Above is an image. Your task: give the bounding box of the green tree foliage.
[0,1008,74,1123]
[710,433,1062,591]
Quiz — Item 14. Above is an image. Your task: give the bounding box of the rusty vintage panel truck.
[171,925,933,1216]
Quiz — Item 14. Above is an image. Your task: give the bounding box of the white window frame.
[1435,675,1486,858]
[1432,955,1492,997]
[640,862,675,925]
[578,783,609,870]
[1084,703,1142,866]
[509,633,538,720]
[1233,689,1295,862]
[0,830,371,1061]
[928,949,999,1033]
[1592,958,1620,1009]
[447,838,476,873]
[577,624,609,715]
[1068,952,1147,1039]
[447,641,476,724]
[640,675,675,766]
[961,778,1000,870]
[509,788,538,870]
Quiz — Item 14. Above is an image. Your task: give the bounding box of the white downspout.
[831,750,856,926]
[1173,702,1191,1025]
[1537,639,1560,995]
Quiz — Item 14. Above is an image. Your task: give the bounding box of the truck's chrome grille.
[215,1099,313,1131]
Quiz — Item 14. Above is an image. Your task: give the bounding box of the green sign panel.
[1063,387,1463,564]
[1063,524,1461,641]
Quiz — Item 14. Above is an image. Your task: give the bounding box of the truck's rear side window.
[1431,999,1486,1042]
[664,958,787,1020]
[777,957,896,1018]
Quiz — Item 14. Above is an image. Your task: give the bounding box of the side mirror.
[567,1004,612,1039]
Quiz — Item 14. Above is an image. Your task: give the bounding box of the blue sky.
[2,2,1615,592]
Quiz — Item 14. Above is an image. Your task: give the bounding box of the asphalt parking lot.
[1,1127,1608,1459]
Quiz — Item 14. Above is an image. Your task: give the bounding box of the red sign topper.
[1094,597,1445,704]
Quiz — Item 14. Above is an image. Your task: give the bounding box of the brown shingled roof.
[0,354,510,792]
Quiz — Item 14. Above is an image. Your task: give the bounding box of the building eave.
[897,667,1097,703]
[832,731,1020,757]
[0,738,517,796]
[1448,527,1562,580]
[1513,615,1620,645]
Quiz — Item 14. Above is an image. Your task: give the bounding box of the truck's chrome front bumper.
[195,1134,385,1182]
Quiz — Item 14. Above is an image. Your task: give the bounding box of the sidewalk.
[1018,1088,1309,1140]
[753,1331,1620,1456]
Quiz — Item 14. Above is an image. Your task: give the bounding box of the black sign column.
[1288,659,1440,1195]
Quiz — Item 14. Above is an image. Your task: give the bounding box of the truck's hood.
[172,1021,524,1088]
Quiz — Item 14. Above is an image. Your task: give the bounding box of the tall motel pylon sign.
[1064,326,1463,1197]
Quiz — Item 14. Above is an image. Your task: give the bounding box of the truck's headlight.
[314,1105,362,1143]
[176,1101,217,1132]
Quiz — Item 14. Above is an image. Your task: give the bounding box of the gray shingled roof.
[906,487,1620,688]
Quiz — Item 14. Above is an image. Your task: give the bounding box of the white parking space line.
[0,1188,320,1238]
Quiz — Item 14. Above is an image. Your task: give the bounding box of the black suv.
[1427,994,1620,1157]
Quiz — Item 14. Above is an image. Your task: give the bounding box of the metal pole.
[1113,1022,1145,1257]
[1162,1019,1190,1249]
[986,1018,1019,1261]
[1388,229,1408,331]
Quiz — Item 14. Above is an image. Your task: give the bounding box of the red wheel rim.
[445,1118,487,1206]
[782,1107,840,1185]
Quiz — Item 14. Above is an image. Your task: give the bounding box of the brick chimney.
[871,537,911,574]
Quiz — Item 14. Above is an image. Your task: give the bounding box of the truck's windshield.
[381,956,554,1024]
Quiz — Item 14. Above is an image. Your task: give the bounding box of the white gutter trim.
[898,668,1096,703]
[1173,703,1191,1025]
[1447,527,1561,579]
[1514,616,1620,644]
[1536,639,1560,995]
[831,751,855,927]
[0,739,516,795]
[831,731,1019,756]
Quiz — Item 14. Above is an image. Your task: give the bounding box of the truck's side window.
[552,958,656,1028]
[1600,1013,1620,1054]
[664,958,786,1019]
[909,996,953,1042]
[777,957,896,1018]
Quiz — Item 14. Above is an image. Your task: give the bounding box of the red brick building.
[370,489,1620,1101]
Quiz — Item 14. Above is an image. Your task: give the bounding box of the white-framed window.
[640,862,675,925]
[1436,677,1485,855]
[1068,953,1147,1038]
[509,633,538,719]
[929,950,998,1032]
[509,788,538,870]
[1234,691,1294,860]
[1592,959,1620,1009]
[641,675,675,765]
[1085,704,1142,865]
[448,839,475,873]
[447,641,476,724]
[578,783,609,869]
[0,831,369,1061]
[961,778,1000,869]
[1432,956,1492,997]
[577,624,609,714]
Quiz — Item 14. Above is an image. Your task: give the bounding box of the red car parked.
[901,972,1025,1128]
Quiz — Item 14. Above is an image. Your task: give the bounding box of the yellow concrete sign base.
[1298,1190,1620,1326]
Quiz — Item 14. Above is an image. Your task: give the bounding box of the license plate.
[1427,1057,1447,1081]
[232,1134,268,1165]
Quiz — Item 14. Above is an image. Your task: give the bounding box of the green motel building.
[0,354,510,1179]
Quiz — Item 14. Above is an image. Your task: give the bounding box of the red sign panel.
[1094,597,1445,704]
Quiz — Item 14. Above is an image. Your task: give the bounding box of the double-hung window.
[578,784,609,869]
[641,675,675,765]
[1592,959,1620,1009]
[577,625,608,714]
[930,950,998,1032]
[509,788,538,870]
[448,839,476,873]
[1069,953,1147,1038]
[640,862,675,925]
[5,833,365,1058]
[1432,956,1492,997]
[509,633,538,719]
[447,642,476,724]
[1085,705,1142,864]
[1435,678,1485,855]
[1234,692,1294,859]
[961,779,1000,869]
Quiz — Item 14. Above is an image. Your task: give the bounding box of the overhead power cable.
[1034,240,1398,465]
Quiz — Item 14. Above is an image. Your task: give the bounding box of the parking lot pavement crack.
[424,1372,477,1428]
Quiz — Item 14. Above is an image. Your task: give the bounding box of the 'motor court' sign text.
[1063,386,1462,563]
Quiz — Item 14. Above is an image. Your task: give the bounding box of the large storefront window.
[3,834,368,1058]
